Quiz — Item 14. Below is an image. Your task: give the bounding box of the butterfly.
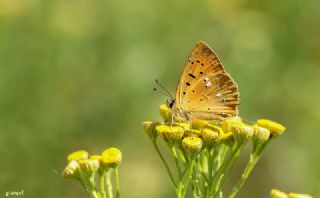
[167,41,240,121]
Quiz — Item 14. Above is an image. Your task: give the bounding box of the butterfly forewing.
[174,41,240,121]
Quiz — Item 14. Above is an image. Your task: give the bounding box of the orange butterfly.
[167,41,240,121]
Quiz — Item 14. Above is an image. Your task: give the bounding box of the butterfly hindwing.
[174,41,240,121]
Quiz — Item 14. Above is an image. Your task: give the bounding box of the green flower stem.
[181,159,195,198]
[106,170,113,198]
[77,177,93,198]
[204,148,214,198]
[171,146,182,180]
[152,139,177,188]
[196,157,208,184]
[100,171,106,198]
[218,144,243,195]
[114,168,120,198]
[228,141,270,198]
[88,174,100,198]
[209,144,237,197]
[178,146,188,165]
[191,166,201,198]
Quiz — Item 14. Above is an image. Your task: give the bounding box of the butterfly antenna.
[153,87,171,98]
[155,79,174,100]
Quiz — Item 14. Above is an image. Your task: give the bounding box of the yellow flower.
[288,193,313,198]
[220,116,243,133]
[201,126,220,147]
[90,155,102,161]
[182,137,203,158]
[62,160,80,179]
[67,150,89,162]
[156,124,184,146]
[220,132,235,147]
[142,121,159,140]
[257,119,286,138]
[160,104,173,122]
[229,123,254,142]
[78,159,100,176]
[252,125,270,143]
[270,189,288,198]
[101,147,122,169]
[191,119,209,129]
[184,129,201,138]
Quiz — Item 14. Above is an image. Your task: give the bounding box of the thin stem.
[228,141,269,198]
[88,174,100,198]
[77,177,93,198]
[106,170,113,198]
[114,168,120,198]
[209,144,237,197]
[191,166,201,198]
[171,146,182,180]
[196,157,208,184]
[152,139,177,188]
[219,144,243,194]
[181,159,195,197]
[100,171,106,198]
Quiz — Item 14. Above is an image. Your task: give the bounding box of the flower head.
[184,129,201,138]
[252,125,270,144]
[156,124,184,147]
[257,119,286,138]
[160,104,173,123]
[191,119,209,129]
[67,150,89,162]
[201,125,220,147]
[142,121,159,140]
[79,159,100,176]
[182,137,203,158]
[101,147,122,169]
[62,160,81,179]
[220,132,235,147]
[288,193,313,198]
[229,123,254,143]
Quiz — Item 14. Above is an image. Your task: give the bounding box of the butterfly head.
[167,98,175,109]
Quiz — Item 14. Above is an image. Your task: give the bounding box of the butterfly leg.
[170,114,174,128]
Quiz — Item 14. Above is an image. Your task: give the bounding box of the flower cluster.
[270,189,313,198]
[142,104,286,198]
[62,148,122,198]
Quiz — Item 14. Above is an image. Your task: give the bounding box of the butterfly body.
[169,41,240,121]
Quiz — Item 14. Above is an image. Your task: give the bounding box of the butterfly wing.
[174,41,240,121]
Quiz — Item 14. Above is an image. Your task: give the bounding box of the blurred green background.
[0,0,319,197]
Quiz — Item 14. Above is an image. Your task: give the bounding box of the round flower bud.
[67,150,89,162]
[257,119,286,138]
[230,123,254,142]
[220,116,243,133]
[156,124,184,147]
[90,155,102,161]
[178,122,191,130]
[288,193,313,198]
[191,119,209,129]
[79,159,100,176]
[252,125,270,143]
[62,160,80,179]
[182,137,202,158]
[270,189,288,198]
[184,129,201,138]
[201,126,220,147]
[101,147,122,169]
[220,132,235,147]
[160,104,173,123]
[142,121,159,140]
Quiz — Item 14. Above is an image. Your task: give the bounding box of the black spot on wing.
[188,73,196,79]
